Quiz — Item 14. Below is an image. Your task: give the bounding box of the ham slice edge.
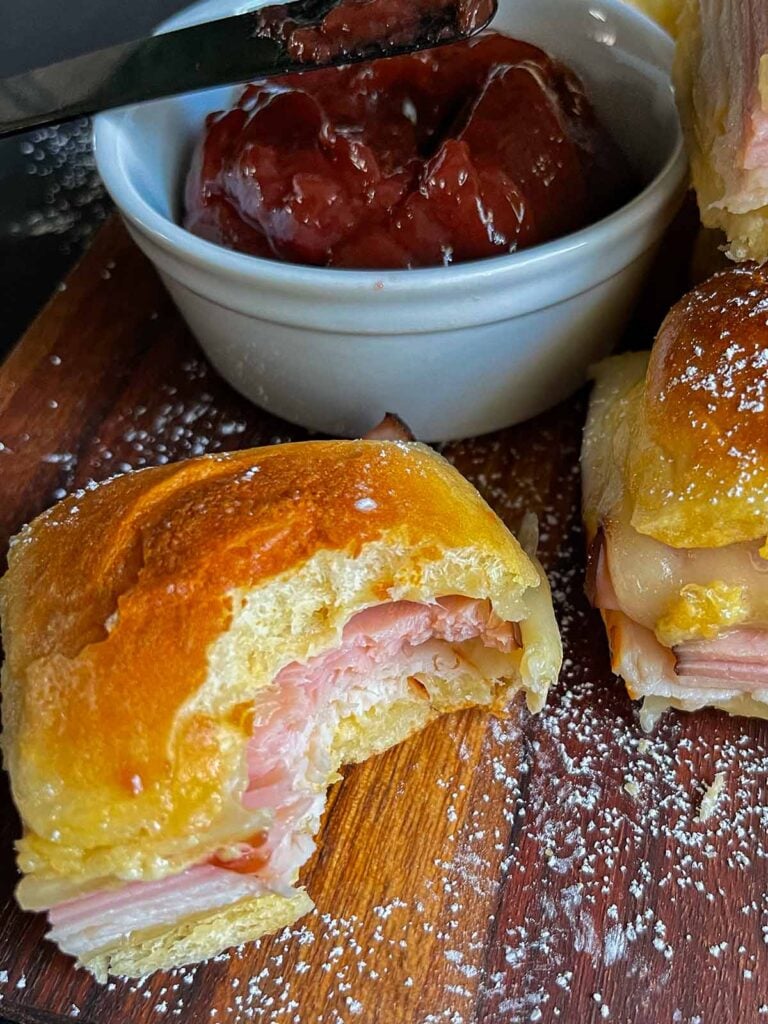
[46,595,522,962]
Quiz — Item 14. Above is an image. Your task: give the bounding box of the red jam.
[184,33,632,269]
[255,0,496,62]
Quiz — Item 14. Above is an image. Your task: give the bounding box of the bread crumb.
[697,772,727,822]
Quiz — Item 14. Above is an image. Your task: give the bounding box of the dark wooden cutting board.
[1,217,767,1024]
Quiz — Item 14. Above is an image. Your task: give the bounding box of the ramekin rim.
[92,0,687,294]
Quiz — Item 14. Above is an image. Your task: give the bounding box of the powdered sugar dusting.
[646,267,768,521]
[11,120,107,249]
[5,353,768,1020]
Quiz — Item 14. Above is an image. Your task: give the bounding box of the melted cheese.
[655,582,750,647]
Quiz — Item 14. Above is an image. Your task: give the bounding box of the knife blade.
[0,0,496,139]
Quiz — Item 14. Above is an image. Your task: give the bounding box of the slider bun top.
[627,266,768,549]
[0,440,556,902]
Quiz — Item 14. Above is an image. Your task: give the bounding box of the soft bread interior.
[79,890,313,983]
[43,594,533,979]
[16,539,557,896]
[640,692,768,731]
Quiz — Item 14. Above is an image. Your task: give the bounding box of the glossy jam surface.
[184,33,632,269]
[255,0,496,62]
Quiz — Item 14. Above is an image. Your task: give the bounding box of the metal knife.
[0,0,496,139]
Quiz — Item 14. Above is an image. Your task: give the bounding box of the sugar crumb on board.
[36,357,253,504]
[696,771,727,823]
[11,120,107,250]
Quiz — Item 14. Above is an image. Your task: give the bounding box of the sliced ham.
[703,0,768,210]
[607,611,768,700]
[585,528,621,612]
[675,629,768,684]
[591,529,768,709]
[48,867,267,957]
[585,490,768,636]
[675,0,768,259]
[362,414,415,442]
[47,596,521,961]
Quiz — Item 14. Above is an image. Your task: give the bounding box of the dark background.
[0,0,192,356]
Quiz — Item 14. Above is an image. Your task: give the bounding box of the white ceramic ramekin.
[94,0,686,441]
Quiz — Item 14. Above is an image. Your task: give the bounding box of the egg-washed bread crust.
[586,266,768,551]
[0,440,561,950]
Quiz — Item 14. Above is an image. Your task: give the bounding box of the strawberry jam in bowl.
[93,0,687,441]
[184,33,633,269]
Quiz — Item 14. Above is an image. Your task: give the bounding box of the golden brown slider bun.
[592,265,768,550]
[1,439,561,979]
[583,267,768,724]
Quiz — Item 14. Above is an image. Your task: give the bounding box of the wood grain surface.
[1,217,767,1024]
